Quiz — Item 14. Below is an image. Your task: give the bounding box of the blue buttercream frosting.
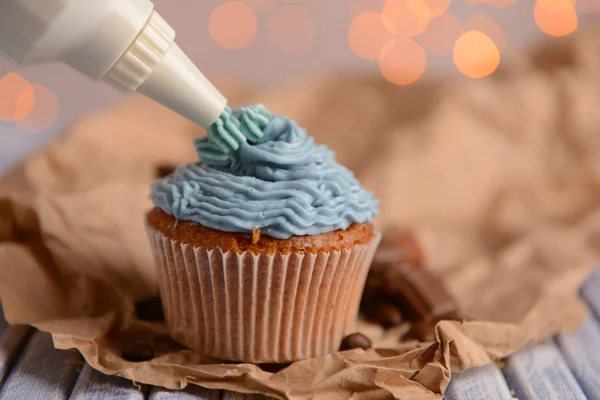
[150,105,379,239]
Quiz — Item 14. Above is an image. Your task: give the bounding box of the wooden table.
[1,269,600,399]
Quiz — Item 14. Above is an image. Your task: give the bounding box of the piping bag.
[0,0,227,128]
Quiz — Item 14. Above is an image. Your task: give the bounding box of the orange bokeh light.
[422,0,452,18]
[209,1,257,50]
[534,0,577,37]
[14,83,36,122]
[16,84,60,133]
[379,38,427,85]
[417,12,461,55]
[267,6,316,53]
[463,14,507,53]
[0,73,34,122]
[383,0,430,38]
[537,0,574,12]
[348,12,395,60]
[453,30,500,79]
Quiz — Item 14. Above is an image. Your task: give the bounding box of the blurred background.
[0,0,598,172]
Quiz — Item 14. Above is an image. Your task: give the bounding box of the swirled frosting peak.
[151,105,379,239]
[194,105,271,170]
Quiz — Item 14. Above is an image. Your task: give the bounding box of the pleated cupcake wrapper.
[146,225,381,363]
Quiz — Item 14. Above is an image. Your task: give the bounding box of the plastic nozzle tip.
[137,43,227,128]
[103,10,226,128]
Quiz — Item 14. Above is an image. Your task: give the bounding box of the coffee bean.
[155,164,176,178]
[405,322,436,342]
[121,342,155,362]
[135,297,164,321]
[340,333,372,351]
[367,301,403,328]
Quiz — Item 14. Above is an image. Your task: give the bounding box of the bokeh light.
[463,14,507,53]
[14,83,36,122]
[534,0,577,37]
[209,1,258,50]
[383,0,431,38]
[244,0,278,13]
[421,0,452,18]
[348,12,396,60]
[16,84,60,134]
[453,30,500,78]
[379,38,427,85]
[0,73,34,122]
[417,12,461,55]
[537,0,575,12]
[267,6,316,53]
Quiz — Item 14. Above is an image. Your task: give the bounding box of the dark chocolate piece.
[363,274,384,293]
[135,297,165,321]
[383,264,457,323]
[372,228,424,269]
[340,333,372,351]
[361,228,461,331]
[121,342,155,362]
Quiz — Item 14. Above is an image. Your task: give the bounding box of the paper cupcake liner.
[145,224,381,363]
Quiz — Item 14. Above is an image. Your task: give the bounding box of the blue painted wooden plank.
[555,317,600,399]
[0,330,83,400]
[148,384,220,400]
[503,340,586,400]
[581,268,600,318]
[0,325,31,388]
[444,363,512,400]
[70,363,147,400]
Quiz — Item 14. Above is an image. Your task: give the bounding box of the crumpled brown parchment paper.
[2,26,600,400]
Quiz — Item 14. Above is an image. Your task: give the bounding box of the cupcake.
[146,105,379,363]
